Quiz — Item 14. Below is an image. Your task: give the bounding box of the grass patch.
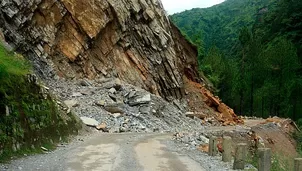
[0,44,30,77]
[0,43,31,95]
[271,154,293,171]
[247,151,294,171]
[293,122,302,157]
[0,147,42,163]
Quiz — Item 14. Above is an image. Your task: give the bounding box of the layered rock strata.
[0,0,199,100]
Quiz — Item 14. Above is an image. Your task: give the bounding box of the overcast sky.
[161,0,225,14]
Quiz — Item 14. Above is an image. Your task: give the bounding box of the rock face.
[0,0,199,100]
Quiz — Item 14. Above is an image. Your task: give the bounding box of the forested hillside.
[171,0,302,121]
[171,0,275,55]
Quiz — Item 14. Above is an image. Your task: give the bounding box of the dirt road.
[2,133,206,171]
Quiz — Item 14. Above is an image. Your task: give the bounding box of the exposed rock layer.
[0,0,199,99]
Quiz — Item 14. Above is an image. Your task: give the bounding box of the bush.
[0,44,31,94]
[0,43,81,162]
[297,119,302,128]
[0,45,30,76]
[293,130,302,156]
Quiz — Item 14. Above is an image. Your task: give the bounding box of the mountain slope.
[172,0,302,120]
[171,0,275,54]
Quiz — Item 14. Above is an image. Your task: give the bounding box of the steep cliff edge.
[0,0,242,126]
[0,0,199,100]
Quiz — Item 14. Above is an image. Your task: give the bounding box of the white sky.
[161,0,225,14]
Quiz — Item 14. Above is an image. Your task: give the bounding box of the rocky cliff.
[0,0,199,100]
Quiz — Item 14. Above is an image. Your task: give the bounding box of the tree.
[201,46,226,90]
[266,38,300,117]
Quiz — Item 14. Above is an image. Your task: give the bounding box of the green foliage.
[293,130,302,156]
[171,0,275,54]
[248,151,294,171]
[0,44,31,95]
[171,0,302,120]
[271,154,293,171]
[0,44,81,162]
[201,46,226,89]
[0,45,30,77]
[297,119,302,128]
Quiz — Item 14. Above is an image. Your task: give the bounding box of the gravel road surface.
[1,133,210,171]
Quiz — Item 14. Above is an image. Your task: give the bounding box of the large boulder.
[80,117,99,127]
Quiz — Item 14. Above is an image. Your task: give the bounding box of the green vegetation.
[171,0,302,121]
[0,44,81,162]
[171,0,276,55]
[0,45,30,75]
[293,121,302,156]
[248,151,294,171]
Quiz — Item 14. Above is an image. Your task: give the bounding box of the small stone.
[113,79,122,90]
[119,127,128,133]
[71,92,82,97]
[124,118,130,123]
[104,103,125,114]
[128,91,136,98]
[96,100,106,107]
[109,87,116,94]
[112,113,122,118]
[80,117,99,127]
[64,99,79,108]
[81,90,90,95]
[96,123,106,129]
[129,94,151,106]
[101,69,108,76]
[244,164,258,171]
[122,122,128,127]
[185,112,194,115]
[198,135,209,144]
[138,124,146,130]
[109,127,120,133]
[101,78,122,90]
[80,79,91,86]
[96,123,108,132]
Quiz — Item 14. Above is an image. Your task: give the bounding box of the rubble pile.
[261,116,300,132]
[49,77,206,133]
[184,78,244,126]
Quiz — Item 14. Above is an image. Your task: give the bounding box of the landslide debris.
[0,0,250,144]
